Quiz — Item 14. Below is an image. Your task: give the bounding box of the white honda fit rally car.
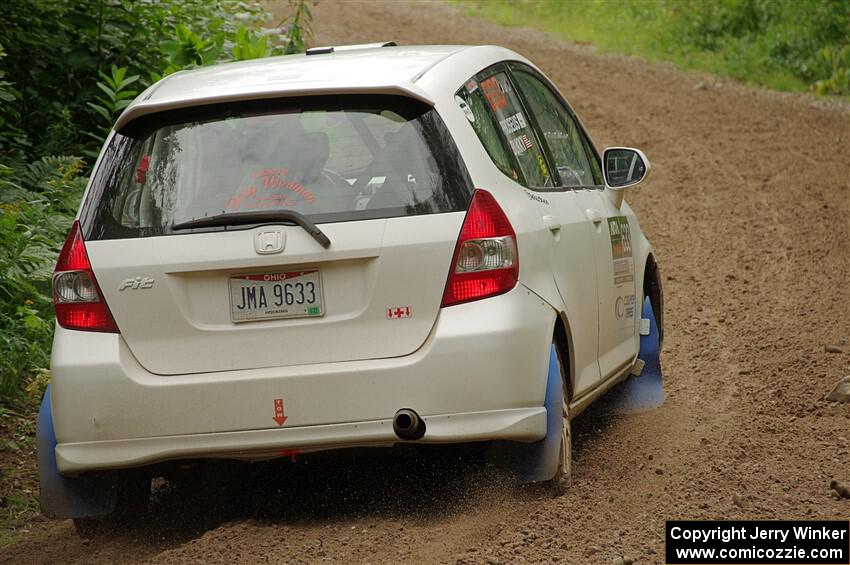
[38,43,664,524]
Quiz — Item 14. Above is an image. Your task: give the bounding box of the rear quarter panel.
[419,48,564,311]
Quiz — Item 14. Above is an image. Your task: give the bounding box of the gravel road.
[3,1,849,563]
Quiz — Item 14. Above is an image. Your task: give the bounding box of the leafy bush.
[0,44,27,165]
[0,0,311,162]
[0,157,86,394]
[85,65,141,155]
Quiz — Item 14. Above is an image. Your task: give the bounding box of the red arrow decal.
[273,398,288,427]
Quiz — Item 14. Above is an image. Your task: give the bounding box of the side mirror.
[603,147,650,190]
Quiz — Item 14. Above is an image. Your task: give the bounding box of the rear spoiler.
[114,81,433,133]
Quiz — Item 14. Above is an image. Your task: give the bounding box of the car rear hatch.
[79,95,473,375]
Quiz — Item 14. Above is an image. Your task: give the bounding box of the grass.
[453,0,850,95]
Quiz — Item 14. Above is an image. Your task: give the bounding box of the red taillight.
[442,190,519,307]
[53,221,119,333]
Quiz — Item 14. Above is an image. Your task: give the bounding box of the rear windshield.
[81,95,473,240]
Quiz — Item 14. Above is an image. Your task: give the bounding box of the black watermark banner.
[666,521,849,564]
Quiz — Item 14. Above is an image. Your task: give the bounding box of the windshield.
[81,95,473,240]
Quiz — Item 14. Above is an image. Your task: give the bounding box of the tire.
[548,341,572,495]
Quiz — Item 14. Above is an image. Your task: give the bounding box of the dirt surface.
[0,398,39,548]
[3,1,849,563]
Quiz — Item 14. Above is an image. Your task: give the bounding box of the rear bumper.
[56,407,546,474]
[50,284,556,474]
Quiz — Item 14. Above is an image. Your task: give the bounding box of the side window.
[512,68,601,187]
[456,72,551,188]
[455,84,520,182]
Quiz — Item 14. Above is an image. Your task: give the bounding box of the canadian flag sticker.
[386,306,412,319]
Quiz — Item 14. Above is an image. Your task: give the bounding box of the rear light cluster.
[53,221,119,333]
[441,190,519,307]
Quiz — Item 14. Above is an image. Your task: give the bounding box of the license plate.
[229,270,323,322]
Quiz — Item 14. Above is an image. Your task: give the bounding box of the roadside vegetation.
[0,0,312,545]
[457,0,850,95]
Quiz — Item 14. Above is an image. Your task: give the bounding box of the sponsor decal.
[226,168,317,210]
[536,153,549,181]
[498,112,528,135]
[497,75,512,94]
[455,95,475,123]
[608,216,635,323]
[624,293,636,319]
[509,135,533,155]
[524,190,550,205]
[608,216,633,261]
[386,306,412,319]
[481,76,507,111]
[613,258,632,283]
[465,79,478,93]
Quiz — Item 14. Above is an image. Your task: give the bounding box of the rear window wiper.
[172,210,331,249]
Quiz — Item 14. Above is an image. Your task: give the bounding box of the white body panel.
[532,189,603,396]
[89,214,462,374]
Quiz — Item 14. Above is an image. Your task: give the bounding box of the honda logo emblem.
[254,230,285,255]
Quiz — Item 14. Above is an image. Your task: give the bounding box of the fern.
[0,156,86,394]
[85,65,140,146]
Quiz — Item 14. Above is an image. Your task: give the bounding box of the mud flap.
[488,344,563,484]
[37,385,116,519]
[609,297,664,414]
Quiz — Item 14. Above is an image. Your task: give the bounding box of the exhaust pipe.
[393,408,426,440]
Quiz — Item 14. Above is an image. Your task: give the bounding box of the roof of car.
[115,45,483,131]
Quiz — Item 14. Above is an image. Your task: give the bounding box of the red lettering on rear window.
[225,168,317,210]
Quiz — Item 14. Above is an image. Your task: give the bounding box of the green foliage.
[156,1,314,77]
[232,26,274,61]
[458,0,850,95]
[88,65,141,125]
[0,157,86,395]
[85,65,141,154]
[282,0,313,55]
[814,45,850,95]
[158,23,227,77]
[0,44,27,163]
[0,0,313,162]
